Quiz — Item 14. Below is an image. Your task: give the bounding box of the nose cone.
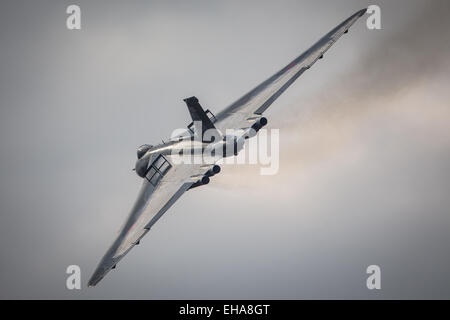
[137,144,153,159]
[135,154,152,178]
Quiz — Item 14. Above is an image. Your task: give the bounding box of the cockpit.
[144,154,172,186]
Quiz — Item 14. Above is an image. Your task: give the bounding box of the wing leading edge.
[88,161,214,287]
[214,8,367,132]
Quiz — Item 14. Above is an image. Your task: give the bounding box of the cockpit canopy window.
[145,154,172,186]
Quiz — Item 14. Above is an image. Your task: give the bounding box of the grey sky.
[0,0,449,299]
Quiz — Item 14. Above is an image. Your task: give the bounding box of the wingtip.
[87,272,104,287]
[359,8,368,16]
[87,279,97,287]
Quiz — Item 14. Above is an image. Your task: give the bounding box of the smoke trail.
[214,0,450,189]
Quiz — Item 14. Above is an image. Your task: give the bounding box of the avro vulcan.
[89,9,367,286]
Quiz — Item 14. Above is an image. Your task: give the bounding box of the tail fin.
[184,96,220,142]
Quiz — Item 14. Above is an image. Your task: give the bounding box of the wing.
[214,8,367,132]
[88,158,213,286]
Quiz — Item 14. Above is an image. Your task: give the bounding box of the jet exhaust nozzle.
[245,117,268,139]
[201,176,210,184]
[252,117,268,131]
[207,165,221,177]
[188,175,210,190]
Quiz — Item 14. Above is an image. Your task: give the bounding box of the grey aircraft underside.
[88,8,367,287]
